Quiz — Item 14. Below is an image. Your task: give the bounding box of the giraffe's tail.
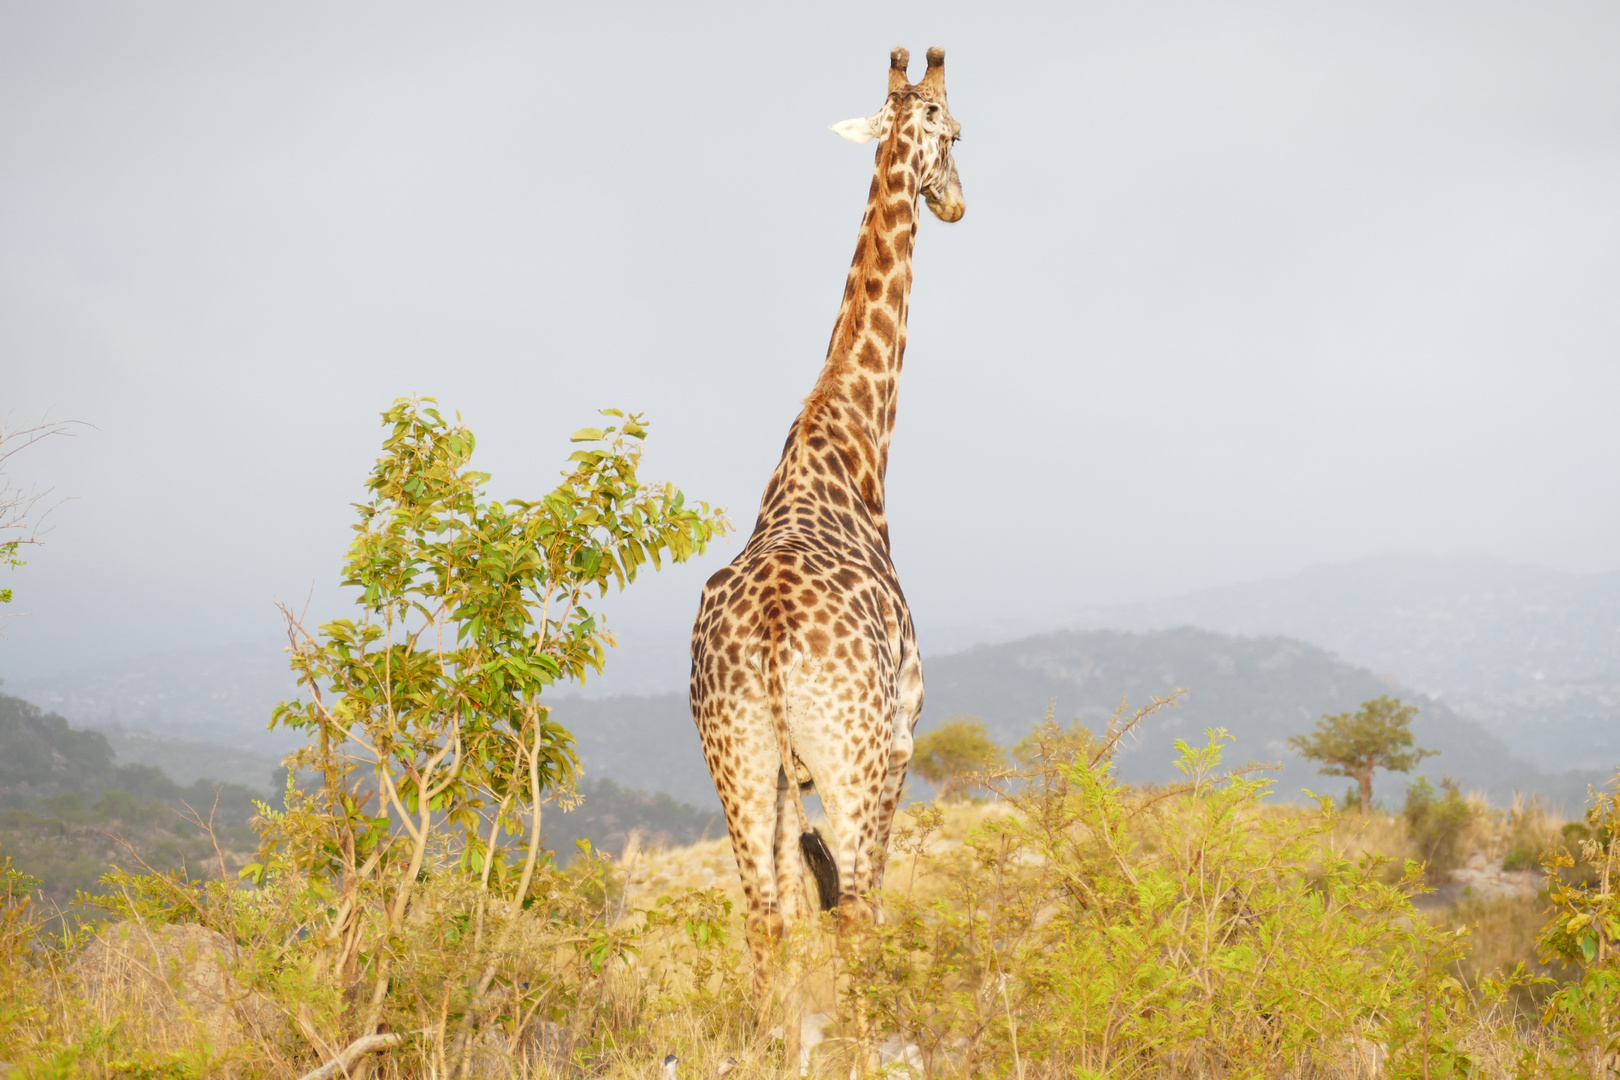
[799,827,839,912]
[765,638,840,913]
[797,829,835,913]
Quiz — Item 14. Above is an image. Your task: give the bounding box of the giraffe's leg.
[790,691,887,929]
[868,647,923,896]
[815,780,887,1078]
[774,767,810,926]
[801,776,872,1074]
[811,778,877,928]
[773,768,808,1074]
[715,768,786,1000]
[829,682,916,1077]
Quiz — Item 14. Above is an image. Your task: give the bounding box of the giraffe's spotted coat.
[688,46,964,985]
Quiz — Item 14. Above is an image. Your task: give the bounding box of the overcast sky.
[3,1,1618,681]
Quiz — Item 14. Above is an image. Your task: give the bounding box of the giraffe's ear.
[829,114,882,144]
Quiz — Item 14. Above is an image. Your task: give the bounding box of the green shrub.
[0,399,732,1080]
[1496,794,1554,874]
[844,723,1483,1078]
[1502,846,1537,872]
[1533,769,1620,1076]
[1011,709,1100,772]
[1404,776,1478,883]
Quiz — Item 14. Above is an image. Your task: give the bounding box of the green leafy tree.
[255,398,729,1064]
[1288,695,1435,816]
[912,716,1005,800]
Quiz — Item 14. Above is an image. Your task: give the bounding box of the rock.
[768,1011,834,1074]
[465,1019,569,1078]
[798,1012,832,1072]
[877,1034,925,1076]
[1449,866,1540,901]
[71,922,277,1052]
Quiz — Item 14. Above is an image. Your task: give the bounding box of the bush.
[1011,709,1100,772]
[844,723,1484,1078]
[1,724,1616,1077]
[1404,776,1478,883]
[1495,792,1554,873]
[1534,769,1620,1076]
[1502,846,1537,872]
[1340,783,1374,815]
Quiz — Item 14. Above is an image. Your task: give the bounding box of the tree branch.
[295,1031,415,1080]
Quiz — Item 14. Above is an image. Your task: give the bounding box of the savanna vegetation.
[0,402,1615,1078]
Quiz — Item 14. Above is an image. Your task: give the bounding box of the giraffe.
[689,45,964,990]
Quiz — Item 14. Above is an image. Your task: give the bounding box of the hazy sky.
[3,1,1618,680]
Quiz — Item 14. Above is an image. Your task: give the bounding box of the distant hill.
[0,692,264,905]
[1070,553,1620,773]
[545,779,722,863]
[0,690,720,899]
[98,727,285,793]
[920,627,1605,811]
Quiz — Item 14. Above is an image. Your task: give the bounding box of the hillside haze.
[6,555,1614,814]
[6,641,303,756]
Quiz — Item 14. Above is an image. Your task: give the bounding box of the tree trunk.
[1358,771,1374,817]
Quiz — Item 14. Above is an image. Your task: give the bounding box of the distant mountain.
[545,779,722,863]
[98,727,285,793]
[0,691,721,898]
[1069,553,1620,773]
[0,641,724,805]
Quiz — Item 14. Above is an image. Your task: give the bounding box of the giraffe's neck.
[790,108,924,546]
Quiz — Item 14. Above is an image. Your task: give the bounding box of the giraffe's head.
[831,46,965,224]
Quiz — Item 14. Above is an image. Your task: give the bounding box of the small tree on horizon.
[1288,695,1435,816]
[912,716,1005,800]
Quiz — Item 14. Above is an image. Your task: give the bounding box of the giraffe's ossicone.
[689,46,964,986]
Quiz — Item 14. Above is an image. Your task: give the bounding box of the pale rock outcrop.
[72,922,277,1052]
